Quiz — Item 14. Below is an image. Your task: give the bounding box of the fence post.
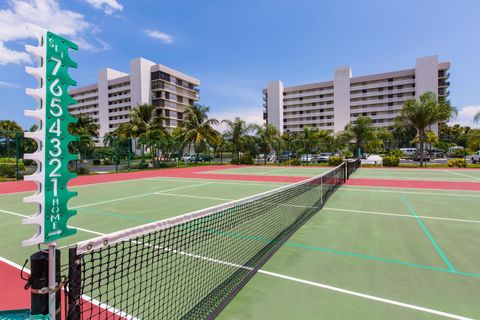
[15,132,20,180]
[127,138,131,172]
[114,137,119,173]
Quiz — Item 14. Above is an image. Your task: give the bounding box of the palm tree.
[345,116,376,157]
[400,91,456,167]
[179,104,220,162]
[294,127,319,156]
[116,104,165,159]
[69,115,99,162]
[474,111,480,123]
[222,117,256,164]
[255,124,278,164]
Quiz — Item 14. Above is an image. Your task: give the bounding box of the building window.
[165,109,170,117]
[177,96,183,103]
[178,112,183,120]
[165,92,170,100]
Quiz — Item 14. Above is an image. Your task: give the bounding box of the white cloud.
[449,105,480,128]
[210,108,264,133]
[0,0,108,65]
[145,30,174,43]
[84,0,123,15]
[0,80,21,89]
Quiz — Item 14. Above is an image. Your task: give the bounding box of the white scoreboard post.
[23,24,79,319]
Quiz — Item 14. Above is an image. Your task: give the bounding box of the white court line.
[72,182,213,209]
[133,240,473,320]
[444,170,480,182]
[0,209,106,236]
[0,256,138,320]
[341,187,480,197]
[0,176,287,197]
[323,207,480,224]
[257,270,473,320]
[154,192,233,202]
[0,212,472,319]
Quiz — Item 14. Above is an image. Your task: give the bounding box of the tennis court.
[1,165,479,319]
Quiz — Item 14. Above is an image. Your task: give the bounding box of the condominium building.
[69,58,200,138]
[263,55,450,135]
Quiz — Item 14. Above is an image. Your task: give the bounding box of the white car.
[300,154,314,163]
[363,154,383,165]
[181,154,191,161]
[472,151,480,164]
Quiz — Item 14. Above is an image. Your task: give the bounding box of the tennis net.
[66,162,357,319]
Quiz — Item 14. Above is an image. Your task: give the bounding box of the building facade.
[69,58,200,138]
[263,55,450,135]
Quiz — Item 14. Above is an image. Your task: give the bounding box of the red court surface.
[0,258,127,319]
[346,177,480,191]
[0,165,305,195]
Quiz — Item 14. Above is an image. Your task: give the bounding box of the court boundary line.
[402,196,456,272]
[3,207,479,280]
[71,182,214,209]
[257,270,474,320]
[0,177,287,197]
[1,208,478,318]
[444,170,480,182]
[341,187,480,197]
[323,207,480,224]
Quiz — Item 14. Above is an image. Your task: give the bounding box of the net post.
[30,250,49,316]
[48,243,62,319]
[15,132,20,181]
[68,247,81,320]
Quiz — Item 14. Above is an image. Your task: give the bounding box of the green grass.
[0,167,479,319]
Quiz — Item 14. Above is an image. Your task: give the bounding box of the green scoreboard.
[23,24,79,246]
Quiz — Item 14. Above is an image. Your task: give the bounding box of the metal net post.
[68,247,81,320]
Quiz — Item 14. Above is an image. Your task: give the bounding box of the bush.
[137,160,149,169]
[448,158,467,168]
[77,166,90,175]
[450,148,466,158]
[239,153,254,165]
[92,159,101,165]
[383,155,400,167]
[103,159,111,165]
[288,158,301,166]
[341,150,353,159]
[0,158,25,178]
[328,156,343,166]
[388,149,405,158]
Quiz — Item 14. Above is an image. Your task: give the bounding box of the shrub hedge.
[328,156,343,166]
[448,158,467,168]
[0,158,25,178]
[383,155,400,167]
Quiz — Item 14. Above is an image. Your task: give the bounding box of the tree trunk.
[419,129,425,168]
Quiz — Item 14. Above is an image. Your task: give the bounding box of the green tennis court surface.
[200,166,331,176]
[1,166,479,319]
[352,168,480,182]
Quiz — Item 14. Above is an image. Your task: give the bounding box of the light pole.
[287,129,290,164]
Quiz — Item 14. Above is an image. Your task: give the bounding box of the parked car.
[472,151,480,164]
[300,154,314,163]
[400,148,417,158]
[364,154,383,165]
[181,154,191,161]
[198,154,213,162]
[267,154,277,162]
[413,151,431,161]
[428,149,445,159]
[317,152,332,163]
[279,151,295,162]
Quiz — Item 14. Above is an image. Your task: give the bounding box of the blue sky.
[1,0,479,129]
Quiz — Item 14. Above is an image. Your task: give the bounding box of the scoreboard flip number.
[23,24,79,246]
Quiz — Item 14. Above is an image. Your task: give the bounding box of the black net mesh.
[67,163,356,319]
[347,159,361,179]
